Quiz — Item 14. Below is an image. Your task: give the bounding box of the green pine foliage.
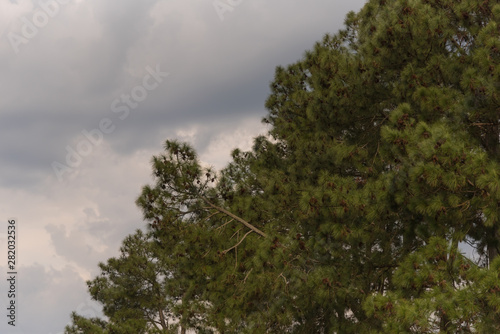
[66,0,500,333]
[364,237,500,333]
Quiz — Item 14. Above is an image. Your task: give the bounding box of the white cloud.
[0,263,102,334]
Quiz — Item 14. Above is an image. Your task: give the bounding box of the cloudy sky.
[0,1,367,333]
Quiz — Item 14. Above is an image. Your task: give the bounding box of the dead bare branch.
[201,196,267,238]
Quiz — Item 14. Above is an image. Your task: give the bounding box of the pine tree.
[66,0,500,332]
[65,230,197,333]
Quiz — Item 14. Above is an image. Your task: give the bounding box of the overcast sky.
[0,1,367,333]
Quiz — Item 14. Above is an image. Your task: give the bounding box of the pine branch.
[223,230,253,255]
[158,308,168,330]
[201,196,268,238]
[243,268,253,284]
[216,219,235,233]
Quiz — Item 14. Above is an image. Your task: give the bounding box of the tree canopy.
[66,0,500,333]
